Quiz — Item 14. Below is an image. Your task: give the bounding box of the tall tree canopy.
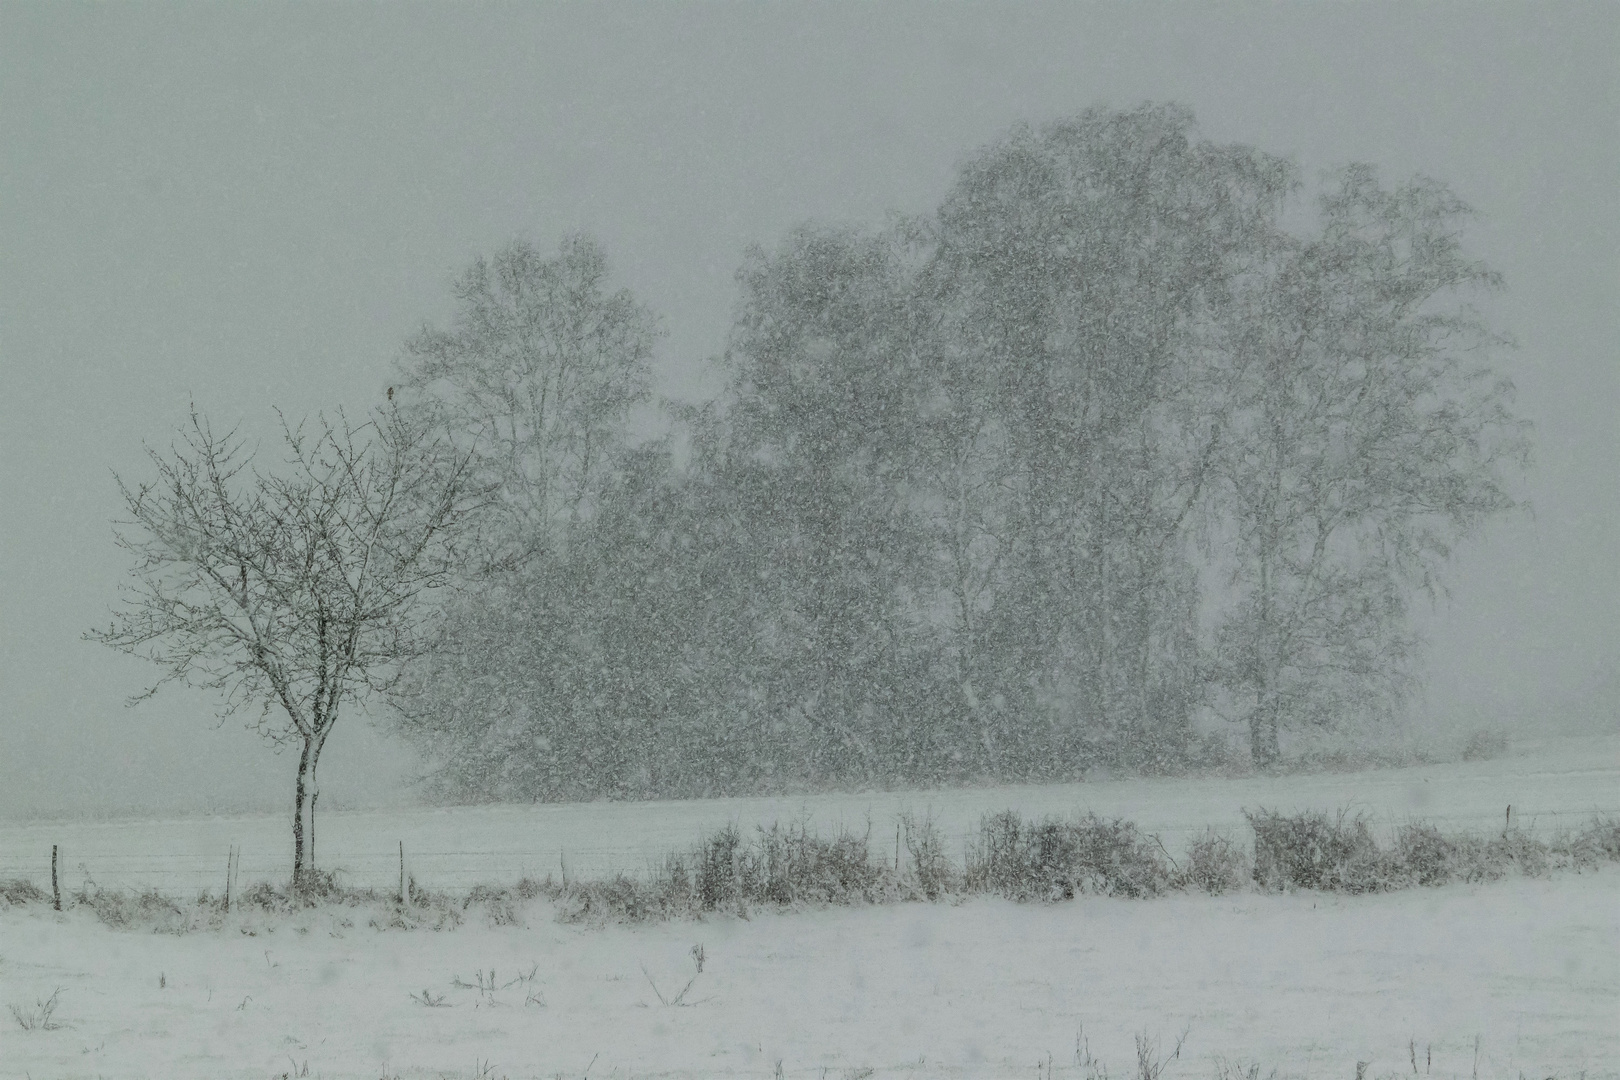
[1210,165,1530,763]
[388,105,1528,799]
[398,234,658,569]
[389,236,680,798]
[917,104,1298,769]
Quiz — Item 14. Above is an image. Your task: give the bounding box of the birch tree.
[397,234,658,570]
[923,104,1295,767]
[1213,166,1531,765]
[386,236,663,791]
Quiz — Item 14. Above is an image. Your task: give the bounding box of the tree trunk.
[1248,712,1269,768]
[1249,698,1281,768]
[292,736,316,889]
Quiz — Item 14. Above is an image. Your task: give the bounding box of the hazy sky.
[2,3,1615,819]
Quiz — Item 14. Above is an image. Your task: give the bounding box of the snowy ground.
[2,867,1616,1079]
[3,734,1616,1078]
[2,735,1615,896]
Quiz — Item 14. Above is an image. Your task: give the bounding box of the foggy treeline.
[384,105,1527,802]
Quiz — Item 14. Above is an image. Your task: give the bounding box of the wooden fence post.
[51,844,60,911]
[224,846,236,913]
[398,841,405,905]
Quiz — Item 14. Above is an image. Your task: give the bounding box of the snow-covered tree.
[90,407,479,884]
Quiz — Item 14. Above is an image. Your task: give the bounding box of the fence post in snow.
[398,841,405,905]
[51,844,60,911]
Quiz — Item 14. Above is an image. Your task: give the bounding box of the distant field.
[3,734,1617,1079]
[2,733,1616,895]
[2,865,1615,1079]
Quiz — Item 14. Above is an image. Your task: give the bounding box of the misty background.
[2,3,1615,819]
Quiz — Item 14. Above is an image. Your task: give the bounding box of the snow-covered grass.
[2,735,1615,1078]
[2,734,1614,897]
[9,810,1614,933]
[2,867,1615,1079]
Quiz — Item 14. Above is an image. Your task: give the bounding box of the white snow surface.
[2,868,1616,1079]
[2,734,1618,1078]
[2,735,1615,895]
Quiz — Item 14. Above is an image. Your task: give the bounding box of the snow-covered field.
[2,866,1616,1079]
[2,734,1617,1079]
[2,735,1616,896]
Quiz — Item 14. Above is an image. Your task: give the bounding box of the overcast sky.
[2,2,1615,820]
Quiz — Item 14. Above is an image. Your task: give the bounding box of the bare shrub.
[966,811,1028,897]
[1460,729,1509,761]
[742,822,884,906]
[289,868,352,904]
[1178,829,1248,894]
[77,886,190,933]
[553,873,671,924]
[462,884,525,927]
[1069,815,1174,898]
[1246,808,1392,892]
[1438,833,1511,885]
[549,819,896,924]
[368,896,463,932]
[1392,820,1615,885]
[1393,823,1456,887]
[1588,815,1620,860]
[967,812,1172,900]
[900,813,955,900]
[237,873,374,914]
[0,878,49,908]
[1491,826,1550,877]
[1553,815,1620,867]
[695,824,744,913]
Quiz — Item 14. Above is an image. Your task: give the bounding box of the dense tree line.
[389,105,1528,800]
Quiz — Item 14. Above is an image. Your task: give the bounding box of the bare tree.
[397,234,658,570]
[922,105,1295,767]
[1212,167,1531,765]
[89,405,479,885]
[387,236,663,792]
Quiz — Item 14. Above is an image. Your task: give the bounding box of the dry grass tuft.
[9,987,66,1031]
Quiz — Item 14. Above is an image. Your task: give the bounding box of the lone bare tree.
[89,405,479,886]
